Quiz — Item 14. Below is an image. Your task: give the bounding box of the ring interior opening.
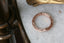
[34,15,51,30]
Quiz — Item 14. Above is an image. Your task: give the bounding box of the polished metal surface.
[27,0,64,6]
[0,0,30,43]
[0,34,12,40]
[32,13,53,32]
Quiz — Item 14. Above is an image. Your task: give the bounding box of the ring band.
[0,34,12,40]
[32,12,53,32]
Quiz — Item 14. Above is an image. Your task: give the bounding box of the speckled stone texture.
[17,0,64,43]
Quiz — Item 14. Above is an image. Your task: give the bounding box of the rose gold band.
[0,23,8,29]
[32,12,53,32]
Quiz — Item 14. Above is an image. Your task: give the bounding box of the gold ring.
[32,12,53,32]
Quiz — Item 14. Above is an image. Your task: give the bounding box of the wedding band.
[32,12,53,32]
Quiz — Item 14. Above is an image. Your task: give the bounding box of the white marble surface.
[17,0,64,43]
